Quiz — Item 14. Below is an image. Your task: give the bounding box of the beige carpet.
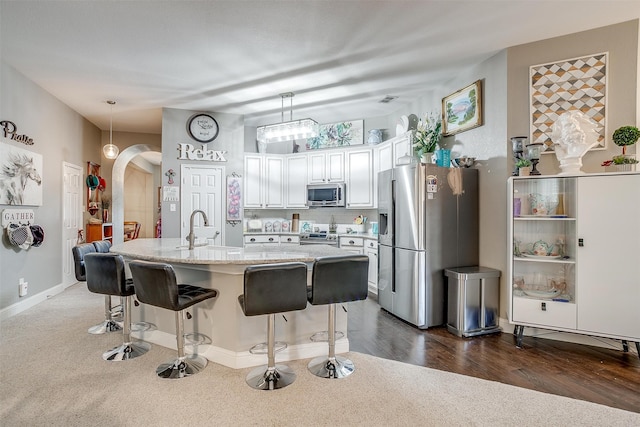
[1,283,639,427]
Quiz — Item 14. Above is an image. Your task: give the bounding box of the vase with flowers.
[413,111,442,163]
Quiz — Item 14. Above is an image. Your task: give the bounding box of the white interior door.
[180,164,224,246]
[62,162,82,287]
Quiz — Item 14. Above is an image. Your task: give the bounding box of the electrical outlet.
[19,278,28,297]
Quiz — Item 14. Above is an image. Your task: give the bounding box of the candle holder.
[510,136,527,176]
[526,142,544,176]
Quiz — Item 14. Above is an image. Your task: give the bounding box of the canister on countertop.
[292,213,299,232]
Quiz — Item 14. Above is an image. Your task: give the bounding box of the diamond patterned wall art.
[530,52,608,153]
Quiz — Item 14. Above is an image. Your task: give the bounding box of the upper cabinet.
[285,155,309,209]
[378,131,414,172]
[308,151,344,183]
[345,149,375,209]
[244,154,285,209]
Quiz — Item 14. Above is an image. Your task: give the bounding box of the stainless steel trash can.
[445,266,501,337]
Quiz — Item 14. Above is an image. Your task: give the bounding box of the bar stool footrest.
[310,330,344,342]
[249,341,287,354]
[131,321,157,333]
[184,332,212,346]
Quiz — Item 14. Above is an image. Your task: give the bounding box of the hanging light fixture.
[103,100,119,159]
[256,92,318,144]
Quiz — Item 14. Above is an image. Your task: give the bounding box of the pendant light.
[256,92,318,144]
[103,100,119,159]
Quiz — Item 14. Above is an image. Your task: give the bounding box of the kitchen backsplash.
[244,208,378,233]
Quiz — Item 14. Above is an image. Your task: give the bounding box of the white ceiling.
[2,1,639,135]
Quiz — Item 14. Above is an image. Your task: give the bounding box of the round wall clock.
[187,113,219,143]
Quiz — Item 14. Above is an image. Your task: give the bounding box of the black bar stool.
[129,260,218,379]
[84,252,150,361]
[72,243,122,334]
[307,254,369,379]
[239,262,308,390]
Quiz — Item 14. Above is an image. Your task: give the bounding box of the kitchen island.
[110,238,350,369]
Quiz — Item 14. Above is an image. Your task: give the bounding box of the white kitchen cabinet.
[508,173,640,352]
[244,234,280,245]
[285,155,309,208]
[377,141,394,172]
[377,131,414,173]
[364,239,378,295]
[308,151,344,183]
[339,236,364,253]
[345,148,375,209]
[243,154,284,209]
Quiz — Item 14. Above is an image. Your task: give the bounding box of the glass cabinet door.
[510,177,577,328]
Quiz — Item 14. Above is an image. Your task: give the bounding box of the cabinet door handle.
[349,240,355,245]
[250,238,256,242]
[578,238,584,247]
[268,237,274,242]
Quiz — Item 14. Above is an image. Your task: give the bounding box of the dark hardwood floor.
[347,296,640,414]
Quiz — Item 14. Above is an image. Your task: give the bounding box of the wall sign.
[1,120,34,145]
[177,143,227,161]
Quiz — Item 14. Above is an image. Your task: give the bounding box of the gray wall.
[160,108,245,247]
[0,63,102,310]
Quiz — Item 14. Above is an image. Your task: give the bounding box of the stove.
[299,232,338,246]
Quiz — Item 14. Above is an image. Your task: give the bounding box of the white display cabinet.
[508,173,640,357]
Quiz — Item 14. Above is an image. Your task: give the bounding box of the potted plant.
[515,158,532,176]
[602,125,639,171]
[413,111,442,163]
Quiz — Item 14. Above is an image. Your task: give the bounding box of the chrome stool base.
[308,355,355,379]
[246,364,296,390]
[88,320,122,335]
[102,341,150,361]
[156,355,208,379]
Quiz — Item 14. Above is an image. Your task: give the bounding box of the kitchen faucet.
[187,209,209,250]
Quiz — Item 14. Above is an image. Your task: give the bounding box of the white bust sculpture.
[551,111,599,175]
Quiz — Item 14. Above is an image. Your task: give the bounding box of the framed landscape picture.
[306,120,364,150]
[529,52,608,153]
[442,80,483,136]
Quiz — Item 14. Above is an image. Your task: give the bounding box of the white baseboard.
[132,328,350,369]
[498,317,639,355]
[0,283,66,321]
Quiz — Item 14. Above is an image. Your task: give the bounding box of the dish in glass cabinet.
[521,253,562,260]
[522,289,562,299]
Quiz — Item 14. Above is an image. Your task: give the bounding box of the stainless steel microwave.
[306,183,345,207]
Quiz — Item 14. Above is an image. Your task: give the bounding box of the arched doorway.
[111,144,160,245]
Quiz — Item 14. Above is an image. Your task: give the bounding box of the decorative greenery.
[515,158,531,168]
[612,126,640,148]
[612,155,639,165]
[413,112,442,157]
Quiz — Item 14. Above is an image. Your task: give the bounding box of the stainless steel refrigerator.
[377,163,478,329]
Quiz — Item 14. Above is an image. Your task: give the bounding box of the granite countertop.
[110,238,349,265]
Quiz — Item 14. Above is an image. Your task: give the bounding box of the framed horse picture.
[0,142,43,206]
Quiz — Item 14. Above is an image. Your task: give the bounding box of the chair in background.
[129,260,218,379]
[307,254,369,379]
[124,221,141,241]
[238,262,308,390]
[84,252,150,361]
